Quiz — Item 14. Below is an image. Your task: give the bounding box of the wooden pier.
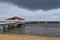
[0,21,25,33]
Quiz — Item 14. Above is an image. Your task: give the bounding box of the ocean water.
[4,23,60,38]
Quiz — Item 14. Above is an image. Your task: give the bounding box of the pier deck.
[0,21,25,33]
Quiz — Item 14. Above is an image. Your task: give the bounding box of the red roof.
[6,16,24,20]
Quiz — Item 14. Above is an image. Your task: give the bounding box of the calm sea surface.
[2,23,60,38]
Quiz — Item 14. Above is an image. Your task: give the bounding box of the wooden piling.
[12,24,14,28]
[3,25,5,33]
[8,24,10,30]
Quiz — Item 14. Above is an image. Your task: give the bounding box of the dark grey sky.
[0,0,60,21]
[0,0,60,10]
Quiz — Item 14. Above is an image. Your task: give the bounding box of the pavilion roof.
[6,16,24,20]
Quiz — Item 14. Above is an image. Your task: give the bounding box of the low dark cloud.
[0,0,60,10]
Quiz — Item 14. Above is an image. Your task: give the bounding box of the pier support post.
[3,25,5,33]
[8,24,10,30]
[12,24,14,28]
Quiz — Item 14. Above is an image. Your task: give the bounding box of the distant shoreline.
[25,21,60,24]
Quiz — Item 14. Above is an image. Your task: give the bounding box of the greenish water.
[5,23,60,38]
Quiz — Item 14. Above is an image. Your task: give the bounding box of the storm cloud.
[0,0,60,10]
[0,0,60,21]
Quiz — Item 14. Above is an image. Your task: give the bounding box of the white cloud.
[0,2,60,21]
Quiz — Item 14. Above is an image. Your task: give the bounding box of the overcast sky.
[0,0,60,21]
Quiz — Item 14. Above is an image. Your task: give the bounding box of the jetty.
[0,16,25,33]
